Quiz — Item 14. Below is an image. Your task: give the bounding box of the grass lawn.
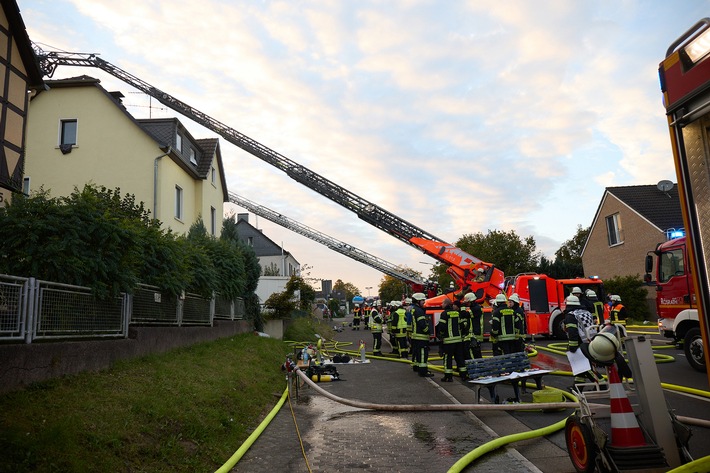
[0,333,293,473]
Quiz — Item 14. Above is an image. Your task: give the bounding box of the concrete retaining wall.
[0,320,252,394]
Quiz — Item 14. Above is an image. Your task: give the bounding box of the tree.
[286,275,316,311]
[333,279,360,301]
[0,186,164,298]
[455,230,541,277]
[546,225,589,278]
[378,274,409,304]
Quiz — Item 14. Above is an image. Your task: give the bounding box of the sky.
[18,0,710,295]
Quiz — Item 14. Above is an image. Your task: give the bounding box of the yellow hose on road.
[214,386,289,473]
[447,416,569,473]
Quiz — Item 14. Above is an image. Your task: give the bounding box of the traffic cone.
[607,364,646,447]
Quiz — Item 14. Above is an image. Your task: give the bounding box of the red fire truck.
[645,236,705,371]
[657,18,710,380]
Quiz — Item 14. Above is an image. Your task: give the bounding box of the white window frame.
[176,133,182,153]
[211,166,216,186]
[22,177,30,195]
[189,148,197,165]
[59,118,78,146]
[606,213,622,246]
[175,185,183,221]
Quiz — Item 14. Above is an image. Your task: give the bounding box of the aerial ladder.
[228,191,428,290]
[33,45,505,302]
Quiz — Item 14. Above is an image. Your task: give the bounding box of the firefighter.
[403,298,417,365]
[490,293,520,355]
[572,286,594,314]
[387,301,398,354]
[370,303,383,356]
[410,293,434,377]
[564,294,601,386]
[609,295,627,326]
[508,293,527,352]
[460,292,483,359]
[394,301,409,358]
[352,304,361,330]
[436,298,466,382]
[586,289,605,324]
[363,303,372,331]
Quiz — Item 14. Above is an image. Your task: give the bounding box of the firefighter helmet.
[509,293,520,304]
[412,292,426,302]
[588,328,620,362]
[404,298,412,304]
[571,286,582,295]
[586,289,598,299]
[495,293,507,304]
[463,292,477,302]
[566,295,580,306]
[611,294,621,302]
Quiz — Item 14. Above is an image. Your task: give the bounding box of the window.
[211,166,216,185]
[189,148,197,165]
[60,119,77,146]
[659,249,685,283]
[176,133,182,152]
[247,236,253,246]
[606,213,622,246]
[210,206,216,235]
[22,177,30,195]
[175,185,183,220]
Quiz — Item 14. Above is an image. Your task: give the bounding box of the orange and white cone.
[608,364,646,447]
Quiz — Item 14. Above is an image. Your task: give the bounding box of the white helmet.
[571,287,582,295]
[463,292,477,302]
[495,293,507,304]
[585,289,597,298]
[509,293,520,304]
[566,295,580,306]
[404,298,412,304]
[412,292,426,302]
[611,295,621,302]
[588,329,620,362]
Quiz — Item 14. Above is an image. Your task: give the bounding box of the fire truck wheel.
[565,414,597,473]
[552,313,566,340]
[684,327,706,372]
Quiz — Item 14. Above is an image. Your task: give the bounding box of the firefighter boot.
[441,374,453,382]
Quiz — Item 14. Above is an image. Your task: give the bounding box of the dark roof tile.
[607,184,683,231]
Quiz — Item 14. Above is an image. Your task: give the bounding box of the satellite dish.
[657,180,674,192]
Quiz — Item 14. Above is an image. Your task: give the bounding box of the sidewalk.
[231,318,575,473]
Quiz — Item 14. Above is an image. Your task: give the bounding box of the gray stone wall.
[0,320,252,393]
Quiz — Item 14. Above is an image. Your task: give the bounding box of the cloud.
[22,0,709,291]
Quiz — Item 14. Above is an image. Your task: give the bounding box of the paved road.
[229,317,710,472]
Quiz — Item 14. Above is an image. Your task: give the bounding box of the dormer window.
[189,148,197,165]
[175,133,182,152]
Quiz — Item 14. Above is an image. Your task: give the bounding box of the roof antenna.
[657,180,674,198]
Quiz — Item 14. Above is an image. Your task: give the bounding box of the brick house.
[581,183,683,316]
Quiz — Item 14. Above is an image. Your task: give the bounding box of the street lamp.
[366,286,372,297]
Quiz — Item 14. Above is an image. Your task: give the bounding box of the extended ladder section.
[34,47,504,298]
[228,192,427,288]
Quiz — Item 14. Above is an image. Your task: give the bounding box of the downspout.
[153,145,172,219]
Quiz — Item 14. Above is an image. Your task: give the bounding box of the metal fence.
[0,274,244,343]
[214,294,245,320]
